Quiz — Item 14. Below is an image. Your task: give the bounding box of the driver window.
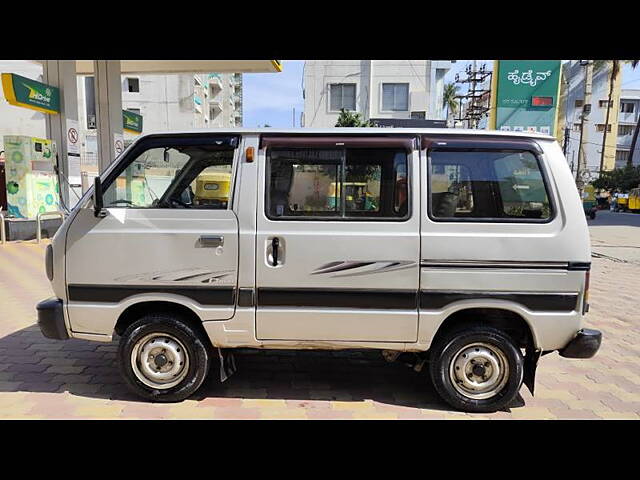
[102,145,234,209]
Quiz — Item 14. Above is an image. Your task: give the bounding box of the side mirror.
[93,176,105,217]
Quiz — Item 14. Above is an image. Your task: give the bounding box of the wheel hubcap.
[131,333,189,389]
[449,342,509,400]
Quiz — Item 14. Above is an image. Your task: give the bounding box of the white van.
[36,128,602,413]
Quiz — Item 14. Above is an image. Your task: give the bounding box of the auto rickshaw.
[628,188,640,213]
[611,192,629,212]
[582,184,597,220]
[193,172,231,208]
[327,182,377,211]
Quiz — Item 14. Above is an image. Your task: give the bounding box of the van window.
[102,146,233,209]
[429,150,551,221]
[267,148,409,220]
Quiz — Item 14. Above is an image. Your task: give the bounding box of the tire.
[429,326,524,413]
[118,313,212,402]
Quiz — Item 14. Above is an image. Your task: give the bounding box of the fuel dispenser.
[3,135,60,219]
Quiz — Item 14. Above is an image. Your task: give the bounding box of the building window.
[574,99,584,108]
[619,125,635,136]
[573,123,582,132]
[329,84,356,111]
[429,150,552,222]
[599,100,612,108]
[596,124,612,133]
[616,150,629,166]
[382,83,409,111]
[126,78,140,93]
[621,102,635,113]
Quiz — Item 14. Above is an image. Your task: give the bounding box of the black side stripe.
[420,291,579,312]
[421,260,591,271]
[68,284,235,306]
[257,288,417,310]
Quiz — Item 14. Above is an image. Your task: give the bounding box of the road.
[589,210,640,264]
[0,215,638,419]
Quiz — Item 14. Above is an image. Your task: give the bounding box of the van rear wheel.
[118,313,212,402]
[429,326,524,413]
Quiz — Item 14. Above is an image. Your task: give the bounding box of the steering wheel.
[170,197,190,208]
[108,199,134,206]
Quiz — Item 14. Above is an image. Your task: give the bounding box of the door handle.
[271,237,280,266]
[199,235,224,248]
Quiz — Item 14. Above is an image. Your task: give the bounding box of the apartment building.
[75,72,243,171]
[616,89,640,167]
[560,61,621,178]
[302,60,453,127]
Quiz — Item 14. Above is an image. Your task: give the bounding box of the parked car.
[36,128,601,413]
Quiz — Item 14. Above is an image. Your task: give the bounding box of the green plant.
[443,82,459,120]
[591,164,640,192]
[335,109,374,127]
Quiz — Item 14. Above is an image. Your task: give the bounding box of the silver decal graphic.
[114,268,235,285]
[311,261,416,278]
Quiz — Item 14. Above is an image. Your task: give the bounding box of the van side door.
[255,136,421,343]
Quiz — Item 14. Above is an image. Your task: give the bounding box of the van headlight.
[46,244,53,281]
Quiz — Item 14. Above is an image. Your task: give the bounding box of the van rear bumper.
[559,328,602,359]
[36,297,69,340]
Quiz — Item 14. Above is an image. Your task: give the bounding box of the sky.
[242,60,640,127]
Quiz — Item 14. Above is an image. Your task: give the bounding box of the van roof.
[136,127,556,141]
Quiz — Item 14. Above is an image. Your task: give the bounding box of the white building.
[616,89,640,167]
[301,60,453,127]
[76,72,243,172]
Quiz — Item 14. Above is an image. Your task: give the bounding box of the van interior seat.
[432,191,459,218]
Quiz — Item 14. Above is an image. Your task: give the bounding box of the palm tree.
[596,60,640,173]
[442,83,459,123]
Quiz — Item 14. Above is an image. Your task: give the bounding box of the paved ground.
[0,214,639,419]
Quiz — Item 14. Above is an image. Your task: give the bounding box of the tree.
[591,164,640,193]
[442,82,459,122]
[335,109,374,127]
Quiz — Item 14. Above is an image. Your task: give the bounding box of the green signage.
[123,110,143,134]
[1,73,60,114]
[492,60,561,136]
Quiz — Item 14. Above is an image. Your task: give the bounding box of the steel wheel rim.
[131,333,190,390]
[449,342,510,400]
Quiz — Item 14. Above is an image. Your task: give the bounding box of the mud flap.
[217,348,237,383]
[523,348,542,395]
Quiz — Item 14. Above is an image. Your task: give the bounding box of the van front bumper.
[559,329,602,359]
[36,297,69,340]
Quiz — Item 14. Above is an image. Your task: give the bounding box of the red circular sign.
[68,128,78,144]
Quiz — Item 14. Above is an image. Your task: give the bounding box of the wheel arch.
[430,306,537,351]
[114,300,213,351]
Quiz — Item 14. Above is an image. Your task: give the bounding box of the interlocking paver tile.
[1,239,639,419]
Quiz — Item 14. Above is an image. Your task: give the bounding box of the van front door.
[64,135,240,336]
[255,136,420,343]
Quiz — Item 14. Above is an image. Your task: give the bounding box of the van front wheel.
[429,326,524,413]
[118,313,211,402]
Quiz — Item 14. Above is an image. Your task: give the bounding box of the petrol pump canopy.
[71,60,282,74]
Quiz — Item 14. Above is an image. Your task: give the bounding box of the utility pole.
[292,107,296,128]
[454,62,492,129]
[563,126,571,156]
[576,60,593,195]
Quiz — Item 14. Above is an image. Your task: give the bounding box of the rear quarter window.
[428,149,553,222]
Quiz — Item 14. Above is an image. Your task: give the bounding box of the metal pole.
[0,208,6,245]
